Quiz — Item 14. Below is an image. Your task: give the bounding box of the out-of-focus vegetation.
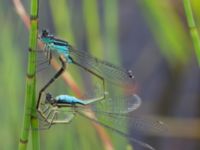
[1,0,200,150]
[184,0,200,65]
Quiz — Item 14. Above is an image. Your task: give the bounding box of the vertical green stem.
[83,0,103,58]
[82,1,114,150]
[104,2,129,149]
[104,0,120,64]
[18,0,39,150]
[183,0,200,66]
[49,0,85,92]
[139,1,190,66]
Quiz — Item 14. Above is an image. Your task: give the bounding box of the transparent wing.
[76,99,166,150]
[69,46,135,87]
[77,105,167,135]
[75,93,166,133]
[79,94,142,114]
[77,111,157,150]
[26,107,75,131]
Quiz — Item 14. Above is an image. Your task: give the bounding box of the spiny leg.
[36,48,52,73]
[37,51,52,73]
[40,108,57,129]
[43,110,59,129]
[27,110,52,131]
[48,50,52,65]
[33,43,52,72]
[44,107,56,122]
[35,107,58,130]
[42,105,51,114]
[37,50,51,66]
[37,57,66,110]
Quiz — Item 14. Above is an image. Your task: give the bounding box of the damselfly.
[35,58,166,150]
[36,90,165,150]
[38,29,135,88]
[35,30,166,150]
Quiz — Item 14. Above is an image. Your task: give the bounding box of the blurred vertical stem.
[83,0,103,57]
[83,1,114,150]
[104,0,120,64]
[104,1,130,150]
[183,0,200,66]
[138,1,190,67]
[18,0,39,150]
[49,0,85,92]
[50,0,75,45]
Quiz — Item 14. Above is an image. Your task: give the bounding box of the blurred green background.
[1,0,200,150]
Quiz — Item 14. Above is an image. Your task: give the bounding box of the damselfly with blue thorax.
[35,57,166,150]
[37,29,135,89]
[34,30,166,150]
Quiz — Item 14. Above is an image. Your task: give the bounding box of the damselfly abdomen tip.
[128,70,134,78]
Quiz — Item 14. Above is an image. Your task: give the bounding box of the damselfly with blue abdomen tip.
[37,29,135,88]
[36,90,166,150]
[34,30,166,150]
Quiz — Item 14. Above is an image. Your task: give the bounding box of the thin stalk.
[138,0,190,67]
[104,0,120,64]
[49,0,85,93]
[18,0,39,150]
[83,0,104,58]
[183,0,200,66]
[103,1,130,150]
[83,1,114,150]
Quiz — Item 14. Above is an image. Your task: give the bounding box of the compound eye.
[45,93,52,102]
[42,29,49,37]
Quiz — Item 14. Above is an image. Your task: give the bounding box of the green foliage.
[1,0,199,150]
[0,19,23,150]
[184,0,200,66]
[18,0,39,150]
[138,0,191,67]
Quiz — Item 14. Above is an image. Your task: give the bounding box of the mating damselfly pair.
[33,29,166,150]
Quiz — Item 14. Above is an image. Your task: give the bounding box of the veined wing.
[68,46,135,87]
[76,101,166,150]
[76,93,166,133]
[76,94,141,115]
[77,105,167,135]
[74,92,166,141]
[77,111,157,150]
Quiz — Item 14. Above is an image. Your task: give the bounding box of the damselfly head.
[40,29,54,43]
[45,93,52,103]
[45,93,56,105]
[128,70,134,79]
[41,29,49,38]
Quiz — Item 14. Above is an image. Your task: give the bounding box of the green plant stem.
[83,0,103,58]
[104,0,120,64]
[82,1,114,150]
[104,1,130,150]
[18,0,39,150]
[49,0,85,93]
[139,1,190,67]
[183,0,200,66]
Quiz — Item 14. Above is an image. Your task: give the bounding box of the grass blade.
[183,0,200,66]
[18,0,39,150]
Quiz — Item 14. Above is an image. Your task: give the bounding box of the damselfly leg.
[37,56,66,117]
[36,56,107,126]
[38,91,163,150]
[39,29,136,89]
[37,53,107,111]
[30,42,54,73]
